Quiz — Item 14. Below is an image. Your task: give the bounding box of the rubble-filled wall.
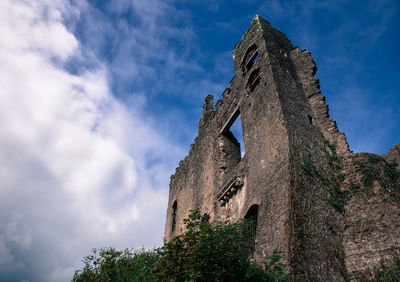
[164,15,400,281]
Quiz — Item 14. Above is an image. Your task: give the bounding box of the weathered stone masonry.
[164,15,400,281]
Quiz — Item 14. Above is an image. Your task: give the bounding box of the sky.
[0,0,399,281]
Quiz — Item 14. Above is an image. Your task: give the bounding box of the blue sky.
[0,0,399,281]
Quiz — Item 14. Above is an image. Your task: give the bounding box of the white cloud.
[0,0,182,281]
[0,0,78,59]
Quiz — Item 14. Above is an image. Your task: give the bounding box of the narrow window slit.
[308,115,313,124]
[171,201,177,232]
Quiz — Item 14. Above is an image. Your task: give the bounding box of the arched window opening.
[241,44,258,74]
[171,201,177,233]
[244,204,259,257]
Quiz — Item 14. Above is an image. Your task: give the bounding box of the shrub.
[154,209,289,281]
[72,247,159,282]
[73,209,289,281]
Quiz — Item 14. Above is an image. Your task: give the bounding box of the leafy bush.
[73,209,289,281]
[154,209,251,281]
[72,247,159,282]
[154,209,288,281]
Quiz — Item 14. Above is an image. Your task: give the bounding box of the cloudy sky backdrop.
[0,0,399,281]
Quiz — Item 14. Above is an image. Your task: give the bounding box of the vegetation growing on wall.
[294,139,349,279]
[354,155,400,203]
[322,139,348,213]
[302,140,400,210]
[375,259,400,281]
[300,139,347,214]
[298,139,400,280]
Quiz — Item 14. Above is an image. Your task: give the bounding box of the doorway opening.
[244,204,259,257]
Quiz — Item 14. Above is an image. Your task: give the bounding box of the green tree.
[154,209,288,281]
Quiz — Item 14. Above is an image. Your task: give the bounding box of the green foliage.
[349,182,361,192]
[73,210,289,281]
[262,250,290,281]
[72,247,159,282]
[376,260,400,281]
[301,155,322,179]
[355,156,400,202]
[322,139,348,213]
[323,139,342,172]
[360,163,381,187]
[243,251,289,282]
[154,209,289,281]
[302,139,400,213]
[327,185,348,214]
[382,161,400,188]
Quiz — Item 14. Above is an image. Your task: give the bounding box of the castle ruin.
[164,15,400,280]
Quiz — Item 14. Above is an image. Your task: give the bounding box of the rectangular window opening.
[230,113,246,157]
[221,109,246,158]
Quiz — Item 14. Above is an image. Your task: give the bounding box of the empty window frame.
[219,109,246,172]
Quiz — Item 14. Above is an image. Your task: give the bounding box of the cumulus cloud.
[0,0,183,281]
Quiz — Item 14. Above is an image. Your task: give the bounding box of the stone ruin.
[164,15,400,280]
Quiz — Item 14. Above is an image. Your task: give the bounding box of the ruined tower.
[164,15,400,280]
